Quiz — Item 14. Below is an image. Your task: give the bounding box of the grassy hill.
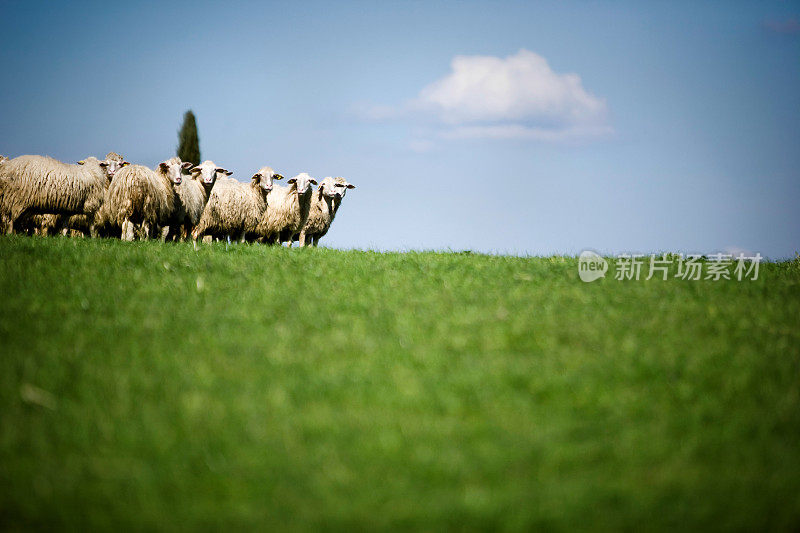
[1,236,799,530]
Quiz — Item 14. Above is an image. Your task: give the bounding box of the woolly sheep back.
[102,160,179,239]
[257,173,316,244]
[0,155,110,233]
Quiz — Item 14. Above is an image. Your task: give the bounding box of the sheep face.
[318,177,340,199]
[77,156,118,181]
[159,159,185,185]
[103,152,129,179]
[252,166,283,192]
[331,177,355,199]
[317,177,336,198]
[103,158,129,179]
[192,160,231,186]
[287,173,318,194]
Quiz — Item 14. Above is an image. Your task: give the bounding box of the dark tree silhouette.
[177,110,200,166]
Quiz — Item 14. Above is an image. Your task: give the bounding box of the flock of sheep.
[0,152,355,247]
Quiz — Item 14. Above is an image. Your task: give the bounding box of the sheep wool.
[165,160,228,241]
[103,158,182,240]
[0,155,113,234]
[257,172,317,245]
[295,176,355,247]
[193,166,282,244]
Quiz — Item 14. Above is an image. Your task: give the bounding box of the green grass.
[1,236,799,530]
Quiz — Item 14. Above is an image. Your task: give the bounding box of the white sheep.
[0,154,122,234]
[257,172,317,246]
[294,176,355,247]
[192,166,284,246]
[164,160,230,242]
[103,152,128,179]
[102,157,185,240]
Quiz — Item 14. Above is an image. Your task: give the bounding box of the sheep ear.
[346,183,355,189]
[274,174,284,180]
[159,162,169,171]
[77,160,85,165]
[287,178,297,184]
[122,161,130,166]
[310,179,318,185]
[251,173,261,182]
[99,162,108,168]
[217,168,232,176]
[181,162,194,170]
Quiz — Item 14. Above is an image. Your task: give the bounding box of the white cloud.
[440,124,613,142]
[412,49,610,141]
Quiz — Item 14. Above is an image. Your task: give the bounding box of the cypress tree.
[177,110,201,166]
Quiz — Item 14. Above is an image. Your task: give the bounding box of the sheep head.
[331,176,355,199]
[77,154,129,181]
[286,172,318,195]
[192,160,231,187]
[0,155,8,164]
[103,152,130,179]
[158,157,185,185]
[251,166,283,192]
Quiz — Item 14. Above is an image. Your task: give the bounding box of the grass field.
[0,236,799,530]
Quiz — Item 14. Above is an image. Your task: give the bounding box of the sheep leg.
[141,222,156,240]
[298,230,307,248]
[312,236,320,247]
[7,208,25,234]
[121,219,135,241]
[191,226,204,250]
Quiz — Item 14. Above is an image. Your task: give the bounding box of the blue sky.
[1,1,798,257]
